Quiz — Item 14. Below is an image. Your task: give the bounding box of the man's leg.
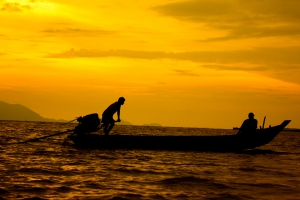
[102,116,115,135]
[99,122,104,130]
[106,123,115,135]
[100,116,108,133]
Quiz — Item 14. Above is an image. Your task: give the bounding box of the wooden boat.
[69,120,291,152]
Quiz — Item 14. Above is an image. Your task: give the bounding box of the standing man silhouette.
[100,97,125,135]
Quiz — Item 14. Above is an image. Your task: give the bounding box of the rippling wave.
[0,121,300,199]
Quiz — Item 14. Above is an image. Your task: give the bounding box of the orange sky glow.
[1,0,300,128]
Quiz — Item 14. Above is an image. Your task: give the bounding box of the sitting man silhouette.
[237,112,258,135]
[100,97,125,135]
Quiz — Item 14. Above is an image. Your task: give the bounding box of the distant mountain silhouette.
[0,101,67,122]
[117,120,133,125]
[143,123,162,126]
[0,101,134,124]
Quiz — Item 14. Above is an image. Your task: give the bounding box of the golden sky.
[1,0,300,128]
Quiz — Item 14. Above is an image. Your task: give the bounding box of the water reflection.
[0,121,299,199]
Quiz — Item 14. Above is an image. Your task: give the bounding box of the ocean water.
[0,121,299,200]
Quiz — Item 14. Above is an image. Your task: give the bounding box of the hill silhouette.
[143,123,162,126]
[117,120,133,125]
[0,101,133,124]
[0,101,67,122]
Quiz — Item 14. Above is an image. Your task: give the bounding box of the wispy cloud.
[153,0,300,41]
[45,47,300,85]
[45,49,173,59]
[45,47,300,69]
[41,28,116,37]
[0,1,32,12]
[173,69,199,76]
[201,25,300,42]
[202,65,268,71]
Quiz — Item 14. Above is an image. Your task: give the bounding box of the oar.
[62,118,77,124]
[15,129,74,144]
[262,116,266,129]
[62,131,76,145]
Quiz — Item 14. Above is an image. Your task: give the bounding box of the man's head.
[118,97,125,105]
[248,112,254,119]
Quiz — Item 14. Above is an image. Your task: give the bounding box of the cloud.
[0,0,44,12]
[173,69,199,76]
[41,28,116,37]
[45,47,300,84]
[201,65,268,71]
[0,53,5,56]
[45,48,174,59]
[201,25,300,42]
[153,0,300,41]
[0,2,32,12]
[45,47,300,68]
[153,0,236,21]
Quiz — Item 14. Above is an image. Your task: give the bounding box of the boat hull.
[69,120,291,152]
